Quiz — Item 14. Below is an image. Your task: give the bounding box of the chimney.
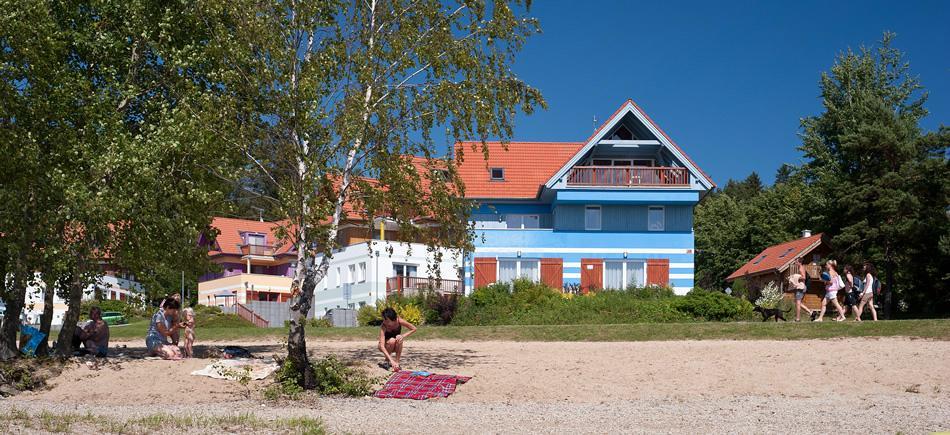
[801,229,812,238]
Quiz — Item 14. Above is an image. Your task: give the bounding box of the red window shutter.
[647,259,670,286]
[580,258,604,294]
[474,257,497,289]
[540,258,563,290]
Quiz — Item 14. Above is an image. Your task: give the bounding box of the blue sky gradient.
[496,0,949,186]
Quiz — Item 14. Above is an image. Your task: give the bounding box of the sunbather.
[377,307,416,372]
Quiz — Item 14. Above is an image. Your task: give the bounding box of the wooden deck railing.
[566,166,689,187]
[386,276,463,297]
[240,244,275,256]
[235,303,269,327]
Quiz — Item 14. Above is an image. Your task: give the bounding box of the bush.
[309,317,332,328]
[356,301,424,326]
[626,285,676,299]
[423,293,459,325]
[80,298,149,321]
[266,355,378,399]
[675,289,754,321]
[754,281,784,309]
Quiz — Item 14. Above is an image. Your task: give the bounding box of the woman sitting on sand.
[146,298,183,359]
[377,307,416,372]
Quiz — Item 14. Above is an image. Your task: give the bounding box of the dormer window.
[490,167,505,181]
[432,169,449,180]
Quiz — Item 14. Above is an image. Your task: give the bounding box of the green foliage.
[267,355,377,399]
[626,285,676,299]
[730,279,751,302]
[191,305,251,328]
[356,300,424,326]
[421,293,460,326]
[308,318,332,328]
[675,289,755,322]
[80,299,149,321]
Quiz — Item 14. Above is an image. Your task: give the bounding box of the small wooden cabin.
[726,232,834,310]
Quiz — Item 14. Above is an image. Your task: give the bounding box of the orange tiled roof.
[726,233,825,280]
[208,217,294,256]
[455,141,585,199]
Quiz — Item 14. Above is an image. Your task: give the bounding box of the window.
[592,158,634,166]
[245,233,265,246]
[432,169,449,180]
[648,206,665,231]
[585,206,602,231]
[632,159,654,167]
[506,214,540,229]
[490,167,505,181]
[336,267,341,287]
[393,264,417,277]
[605,261,646,289]
[753,255,767,265]
[357,262,366,282]
[497,259,540,283]
[348,264,356,284]
[778,247,795,258]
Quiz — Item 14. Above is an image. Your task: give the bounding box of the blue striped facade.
[465,189,698,294]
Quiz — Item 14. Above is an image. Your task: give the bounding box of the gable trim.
[543,100,715,190]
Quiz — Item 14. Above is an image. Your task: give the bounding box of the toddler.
[180,307,196,358]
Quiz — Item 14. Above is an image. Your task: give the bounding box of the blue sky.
[499,0,949,186]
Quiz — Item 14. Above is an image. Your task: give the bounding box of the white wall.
[19,273,143,326]
[311,241,463,317]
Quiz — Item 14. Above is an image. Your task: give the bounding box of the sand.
[3,337,949,434]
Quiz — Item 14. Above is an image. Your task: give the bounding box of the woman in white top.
[788,258,814,322]
[816,260,847,322]
[854,262,879,321]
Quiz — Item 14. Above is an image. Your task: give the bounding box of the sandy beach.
[3,337,949,433]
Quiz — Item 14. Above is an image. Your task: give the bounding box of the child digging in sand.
[180,307,196,358]
[378,307,416,372]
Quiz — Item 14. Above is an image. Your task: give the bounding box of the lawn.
[109,318,950,342]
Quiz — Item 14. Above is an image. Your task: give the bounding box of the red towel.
[374,371,471,400]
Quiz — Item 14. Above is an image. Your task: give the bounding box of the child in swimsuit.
[377,307,417,372]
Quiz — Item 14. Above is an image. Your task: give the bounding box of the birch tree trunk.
[55,266,85,358]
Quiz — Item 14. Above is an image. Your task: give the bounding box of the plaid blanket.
[374,371,471,400]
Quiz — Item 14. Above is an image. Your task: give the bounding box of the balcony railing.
[240,244,275,256]
[566,166,689,187]
[386,276,463,297]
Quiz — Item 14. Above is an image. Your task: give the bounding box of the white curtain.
[520,260,539,281]
[627,261,645,287]
[605,262,624,289]
[498,260,518,283]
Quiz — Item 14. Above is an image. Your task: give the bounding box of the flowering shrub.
[754,281,784,309]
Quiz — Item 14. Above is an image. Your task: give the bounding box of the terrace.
[566,166,689,187]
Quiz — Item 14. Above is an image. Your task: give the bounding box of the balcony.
[566,166,689,187]
[240,244,276,256]
[386,276,464,297]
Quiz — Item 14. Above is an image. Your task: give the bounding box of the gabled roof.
[726,233,825,281]
[455,141,585,199]
[544,99,715,190]
[207,217,294,257]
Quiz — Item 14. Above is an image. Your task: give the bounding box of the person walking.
[816,260,847,322]
[789,258,814,322]
[854,262,879,321]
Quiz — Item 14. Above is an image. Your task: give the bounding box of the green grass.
[110,318,950,342]
[0,407,325,434]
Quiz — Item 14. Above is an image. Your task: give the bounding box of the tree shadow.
[321,346,484,371]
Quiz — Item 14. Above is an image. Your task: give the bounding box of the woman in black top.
[377,307,417,372]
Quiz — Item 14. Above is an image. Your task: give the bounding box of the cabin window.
[753,255,768,265]
[490,167,505,181]
[585,206,602,231]
[648,206,665,231]
[245,233,265,246]
[592,158,634,166]
[632,159,654,167]
[432,169,449,181]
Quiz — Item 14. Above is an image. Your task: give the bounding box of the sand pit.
[3,337,949,433]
